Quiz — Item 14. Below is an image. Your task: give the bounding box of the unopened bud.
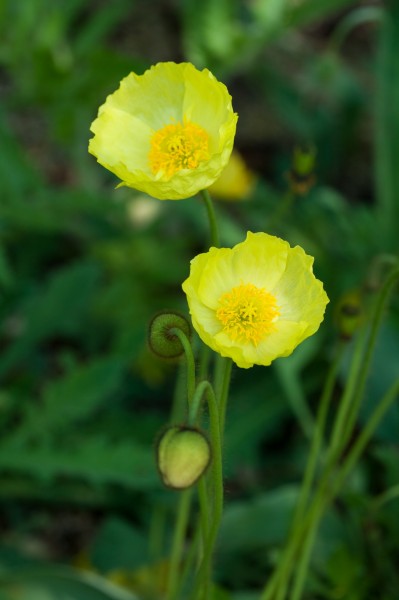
[287,144,317,196]
[156,426,211,490]
[336,290,363,340]
[149,311,191,359]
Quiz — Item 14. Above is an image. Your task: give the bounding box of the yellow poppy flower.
[182,232,329,368]
[89,62,238,200]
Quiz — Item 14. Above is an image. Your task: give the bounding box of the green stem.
[327,325,368,459]
[214,357,233,439]
[166,488,194,600]
[328,6,383,54]
[200,189,220,248]
[289,505,323,600]
[166,328,197,600]
[262,265,399,600]
[260,345,344,600]
[333,377,399,499]
[291,342,344,534]
[274,360,315,440]
[197,477,210,545]
[373,483,399,510]
[148,503,166,563]
[190,381,224,599]
[170,327,196,406]
[273,375,399,600]
[341,267,399,444]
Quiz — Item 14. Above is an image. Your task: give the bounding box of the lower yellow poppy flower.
[89,62,237,200]
[182,232,329,368]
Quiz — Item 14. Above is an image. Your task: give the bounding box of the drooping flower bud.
[156,426,211,489]
[149,311,191,359]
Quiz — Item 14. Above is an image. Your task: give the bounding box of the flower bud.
[149,311,191,359]
[336,289,363,340]
[156,426,211,490]
[287,144,317,196]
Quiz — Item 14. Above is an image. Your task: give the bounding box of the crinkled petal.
[182,231,329,368]
[273,245,328,337]
[88,62,238,200]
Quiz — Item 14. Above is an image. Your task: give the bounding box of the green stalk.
[341,267,399,444]
[290,342,344,534]
[170,327,196,406]
[274,376,399,600]
[262,268,399,599]
[200,189,220,248]
[166,328,197,600]
[294,376,399,598]
[214,357,233,440]
[189,380,225,599]
[260,345,344,600]
[166,488,194,600]
[327,324,368,459]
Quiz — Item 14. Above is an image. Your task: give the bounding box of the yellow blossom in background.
[182,232,329,368]
[89,62,238,200]
[209,150,256,201]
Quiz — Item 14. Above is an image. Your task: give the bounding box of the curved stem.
[200,189,220,248]
[329,6,383,54]
[170,327,196,406]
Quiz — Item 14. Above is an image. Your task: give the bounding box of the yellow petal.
[89,62,238,200]
[182,232,329,368]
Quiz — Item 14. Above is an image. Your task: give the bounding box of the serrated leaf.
[0,437,159,490]
[0,566,139,600]
[0,261,101,377]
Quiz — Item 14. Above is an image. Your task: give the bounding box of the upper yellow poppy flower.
[182,232,329,368]
[89,62,238,200]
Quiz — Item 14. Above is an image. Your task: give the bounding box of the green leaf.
[90,516,149,573]
[0,566,139,600]
[0,437,159,491]
[217,486,299,556]
[0,261,101,378]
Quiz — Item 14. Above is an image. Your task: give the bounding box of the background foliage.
[0,0,398,599]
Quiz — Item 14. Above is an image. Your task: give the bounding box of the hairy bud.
[149,311,191,359]
[156,426,211,490]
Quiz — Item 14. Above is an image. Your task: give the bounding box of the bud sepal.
[149,311,191,359]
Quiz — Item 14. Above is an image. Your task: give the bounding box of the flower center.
[216,283,280,345]
[149,120,210,177]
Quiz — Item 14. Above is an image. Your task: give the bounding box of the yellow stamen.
[149,121,210,177]
[216,283,280,345]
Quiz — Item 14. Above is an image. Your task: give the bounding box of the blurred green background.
[0,0,398,599]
